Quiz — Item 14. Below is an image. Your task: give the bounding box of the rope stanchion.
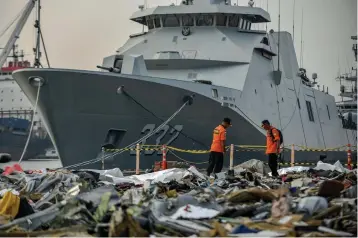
[291,144,295,167]
[229,144,234,170]
[101,147,105,170]
[162,144,167,170]
[347,144,352,170]
[136,143,140,175]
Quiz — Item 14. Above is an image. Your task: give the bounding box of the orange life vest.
[266,126,280,154]
[210,125,226,153]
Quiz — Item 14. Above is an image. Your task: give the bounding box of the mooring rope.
[18,85,41,164]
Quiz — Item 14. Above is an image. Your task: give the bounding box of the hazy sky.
[0,0,357,99]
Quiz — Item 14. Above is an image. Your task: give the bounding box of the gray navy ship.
[13,0,357,169]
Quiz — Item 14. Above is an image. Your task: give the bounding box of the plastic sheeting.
[82,168,124,178]
[128,168,192,184]
[0,189,19,196]
[277,166,310,175]
[314,161,350,173]
[296,196,328,216]
[81,167,206,186]
[170,205,220,220]
[234,159,271,176]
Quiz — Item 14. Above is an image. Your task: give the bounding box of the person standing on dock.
[207,118,232,178]
[262,120,281,177]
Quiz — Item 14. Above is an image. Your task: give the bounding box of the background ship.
[0,1,56,161]
[13,0,357,170]
[336,35,357,130]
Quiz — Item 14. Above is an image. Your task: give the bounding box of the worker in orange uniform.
[262,120,281,177]
[207,118,232,178]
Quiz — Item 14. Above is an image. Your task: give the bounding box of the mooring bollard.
[162,144,167,170]
[291,144,295,167]
[136,143,140,175]
[229,144,234,170]
[347,144,352,170]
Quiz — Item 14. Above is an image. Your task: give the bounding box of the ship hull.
[13,69,351,170]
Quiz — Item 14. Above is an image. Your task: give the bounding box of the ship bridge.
[102,0,275,91]
[130,0,270,31]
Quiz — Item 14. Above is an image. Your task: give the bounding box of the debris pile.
[0,160,356,237]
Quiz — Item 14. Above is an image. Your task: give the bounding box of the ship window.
[228,15,239,27]
[182,15,194,26]
[243,20,248,29]
[247,22,251,30]
[154,16,161,28]
[212,89,218,98]
[239,18,244,28]
[163,15,180,27]
[326,105,331,120]
[196,14,213,26]
[297,98,301,109]
[216,14,227,26]
[306,100,314,122]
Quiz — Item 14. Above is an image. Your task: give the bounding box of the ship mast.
[33,0,50,68]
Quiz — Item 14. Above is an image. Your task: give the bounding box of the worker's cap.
[223,117,232,125]
[261,119,270,127]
